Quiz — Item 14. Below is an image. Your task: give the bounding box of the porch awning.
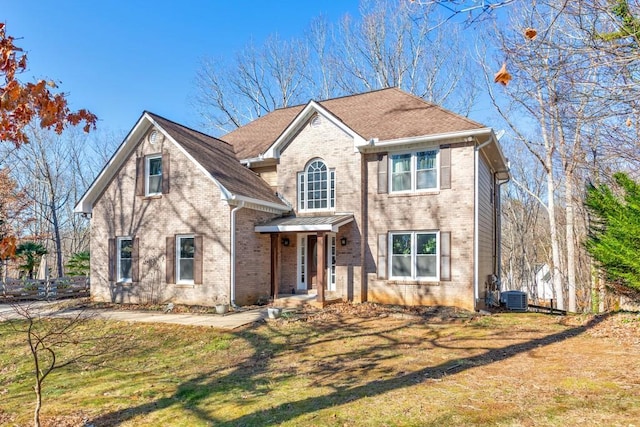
[255,214,354,233]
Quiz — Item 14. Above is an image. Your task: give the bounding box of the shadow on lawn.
[89,313,609,426]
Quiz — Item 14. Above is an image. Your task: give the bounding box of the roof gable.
[75,112,289,214]
[223,88,485,160]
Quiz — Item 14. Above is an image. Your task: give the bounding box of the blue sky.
[3,0,361,134]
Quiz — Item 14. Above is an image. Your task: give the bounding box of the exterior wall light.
[340,237,348,246]
[281,237,290,246]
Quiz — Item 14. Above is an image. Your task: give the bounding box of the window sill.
[142,194,162,200]
[386,279,440,286]
[387,190,440,197]
[175,283,195,288]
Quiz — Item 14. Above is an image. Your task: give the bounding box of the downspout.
[230,201,245,308]
[474,137,495,310]
[474,140,479,310]
[496,174,510,293]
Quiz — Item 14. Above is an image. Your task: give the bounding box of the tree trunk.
[50,198,63,277]
[565,172,577,312]
[546,153,565,310]
[34,382,41,427]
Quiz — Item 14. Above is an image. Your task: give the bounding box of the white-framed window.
[176,235,195,284]
[389,231,439,280]
[117,237,133,282]
[298,159,335,211]
[390,149,438,193]
[145,154,162,196]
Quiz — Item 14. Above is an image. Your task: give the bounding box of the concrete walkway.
[0,302,269,330]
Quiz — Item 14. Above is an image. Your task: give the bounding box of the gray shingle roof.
[223,87,485,159]
[147,113,286,207]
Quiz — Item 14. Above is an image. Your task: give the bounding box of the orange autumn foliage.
[0,23,97,147]
[0,168,30,259]
[494,62,512,86]
[524,28,538,40]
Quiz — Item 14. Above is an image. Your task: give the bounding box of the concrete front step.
[273,293,342,308]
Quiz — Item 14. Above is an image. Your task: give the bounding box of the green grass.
[0,306,638,426]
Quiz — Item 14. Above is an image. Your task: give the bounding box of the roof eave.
[263,101,365,159]
[357,128,493,152]
[74,112,153,214]
[229,194,291,214]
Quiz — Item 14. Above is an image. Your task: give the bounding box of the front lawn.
[1,303,638,426]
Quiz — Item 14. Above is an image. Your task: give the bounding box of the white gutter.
[230,201,245,308]
[230,194,290,213]
[358,128,493,151]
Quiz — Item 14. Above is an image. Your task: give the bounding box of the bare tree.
[3,301,130,427]
[1,126,119,277]
[195,35,311,134]
[194,0,482,133]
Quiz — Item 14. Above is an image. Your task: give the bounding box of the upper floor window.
[145,154,162,196]
[390,149,438,193]
[298,159,335,211]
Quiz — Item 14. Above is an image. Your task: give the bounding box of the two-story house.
[75,88,509,311]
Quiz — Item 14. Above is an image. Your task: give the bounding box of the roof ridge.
[270,87,400,112]
[393,89,486,129]
[144,111,233,148]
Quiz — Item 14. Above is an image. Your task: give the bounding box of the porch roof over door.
[255,214,354,233]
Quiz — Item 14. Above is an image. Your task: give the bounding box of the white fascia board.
[358,128,494,152]
[331,216,355,231]
[264,101,364,159]
[230,194,291,213]
[255,224,334,233]
[74,114,152,213]
[254,215,353,233]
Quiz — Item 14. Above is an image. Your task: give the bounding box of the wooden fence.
[0,277,89,302]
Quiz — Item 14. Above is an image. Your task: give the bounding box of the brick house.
[75,88,509,311]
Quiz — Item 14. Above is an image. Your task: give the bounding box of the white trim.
[296,233,337,292]
[358,128,493,152]
[327,234,336,291]
[264,101,366,159]
[74,112,290,215]
[176,234,195,285]
[229,195,290,213]
[145,154,162,196]
[474,140,479,307]
[388,231,440,281]
[254,216,354,233]
[298,159,335,212]
[117,236,133,283]
[389,149,440,194]
[74,114,152,213]
[297,234,307,290]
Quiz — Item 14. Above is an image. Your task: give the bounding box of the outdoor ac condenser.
[500,290,528,311]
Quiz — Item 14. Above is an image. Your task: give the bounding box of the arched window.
[298,159,335,211]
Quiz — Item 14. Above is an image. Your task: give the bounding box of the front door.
[298,233,336,292]
[307,235,318,290]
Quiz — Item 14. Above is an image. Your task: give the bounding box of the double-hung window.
[145,154,162,196]
[390,149,438,192]
[390,231,439,280]
[117,237,133,282]
[176,235,195,284]
[298,159,335,211]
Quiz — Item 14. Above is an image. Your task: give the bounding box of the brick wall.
[91,126,275,306]
[364,141,477,311]
[273,113,364,301]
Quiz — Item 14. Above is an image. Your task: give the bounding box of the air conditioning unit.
[500,290,528,311]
